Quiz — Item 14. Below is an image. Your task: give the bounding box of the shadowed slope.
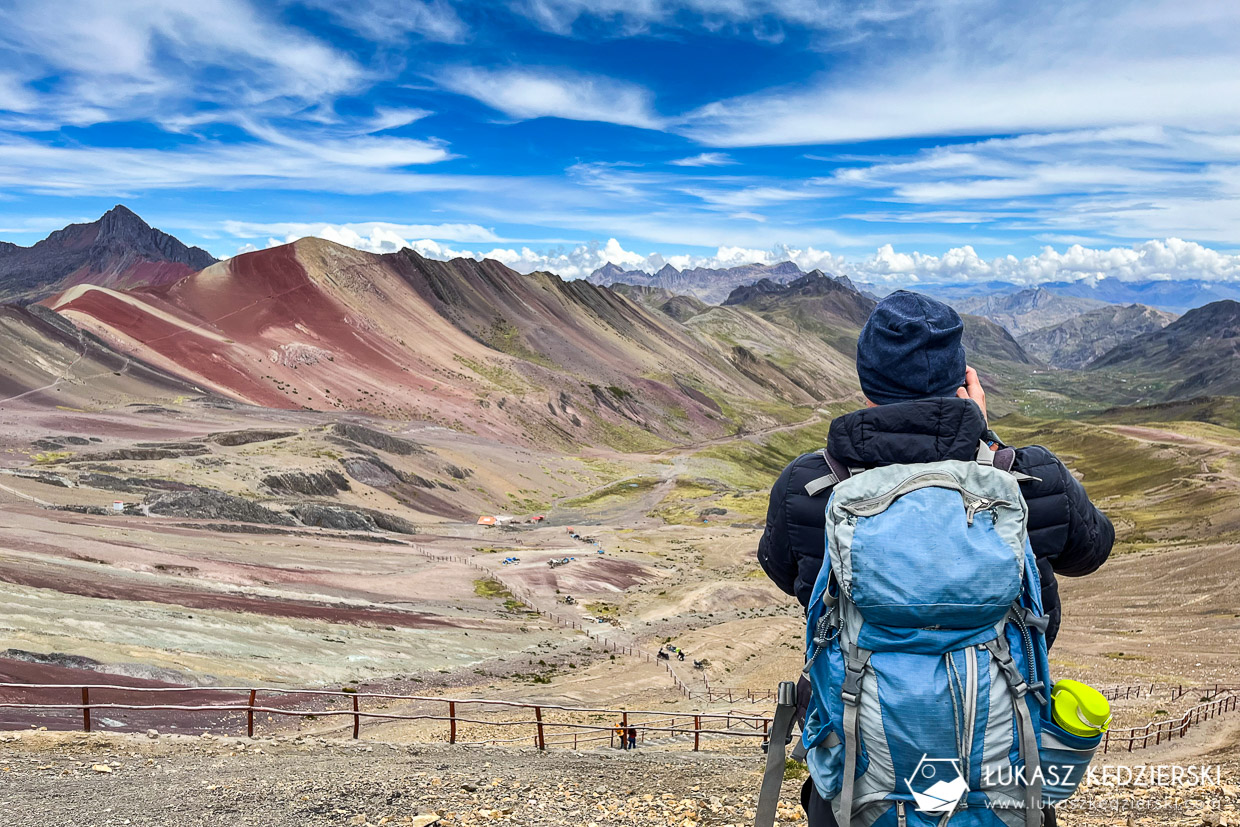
[0,303,201,409]
[1089,300,1240,400]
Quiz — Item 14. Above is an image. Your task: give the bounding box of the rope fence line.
[0,683,773,751]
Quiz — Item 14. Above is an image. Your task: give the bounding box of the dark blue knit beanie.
[856,290,967,405]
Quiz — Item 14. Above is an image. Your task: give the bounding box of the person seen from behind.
[757,290,1115,827]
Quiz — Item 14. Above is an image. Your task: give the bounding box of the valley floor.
[2,399,1240,825]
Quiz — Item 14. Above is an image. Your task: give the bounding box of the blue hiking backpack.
[756,444,1102,827]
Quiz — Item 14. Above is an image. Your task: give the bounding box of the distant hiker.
[657,648,670,661]
[677,650,685,662]
[615,721,626,749]
[757,291,1114,827]
[626,725,637,750]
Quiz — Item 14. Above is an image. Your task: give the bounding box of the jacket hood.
[826,397,987,468]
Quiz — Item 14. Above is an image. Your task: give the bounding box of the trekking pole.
[754,681,798,827]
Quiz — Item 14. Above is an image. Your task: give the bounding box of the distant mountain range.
[953,287,1109,337]
[918,279,1240,315]
[8,207,1240,429]
[588,260,803,304]
[0,205,217,303]
[1019,304,1178,369]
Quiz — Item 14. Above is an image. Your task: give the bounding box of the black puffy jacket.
[756,397,1114,647]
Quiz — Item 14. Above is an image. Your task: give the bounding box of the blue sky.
[2,0,1240,284]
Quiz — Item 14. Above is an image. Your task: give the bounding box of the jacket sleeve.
[1014,444,1115,577]
[757,459,798,597]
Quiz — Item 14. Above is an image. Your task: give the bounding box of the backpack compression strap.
[836,648,872,827]
[754,681,800,827]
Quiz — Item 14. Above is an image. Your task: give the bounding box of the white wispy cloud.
[679,3,1240,147]
[511,0,927,40]
[292,0,468,43]
[438,66,663,128]
[669,152,735,167]
[828,127,1240,243]
[0,136,468,196]
[0,0,363,130]
[225,220,501,246]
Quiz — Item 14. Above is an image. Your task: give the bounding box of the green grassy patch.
[562,476,658,509]
[784,758,808,781]
[695,418,835,489]
[992,413,1239,552]
[32,451,74,464]
[473,578,511,599]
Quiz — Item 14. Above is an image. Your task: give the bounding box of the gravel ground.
[2,730,1238,827]
[0,731,806,827]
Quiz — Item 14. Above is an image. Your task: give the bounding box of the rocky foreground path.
[0,731,805,827]
[1,731,1238,826]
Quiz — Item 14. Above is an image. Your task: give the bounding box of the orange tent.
[476,515,497,526]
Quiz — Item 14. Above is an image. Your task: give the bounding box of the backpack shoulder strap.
[804,450,853,496]
[976,440,1017,473]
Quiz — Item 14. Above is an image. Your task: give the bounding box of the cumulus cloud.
[830,239,1240,286]
[438,66,662,129]
[254,224,1240,287]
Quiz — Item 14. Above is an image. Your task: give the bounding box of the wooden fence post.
[81,687,91,733]
[352,694,360,739]
[449,701,457,744]
[693,715,701,751]
[534,706,546,751]
[247,689,256,738]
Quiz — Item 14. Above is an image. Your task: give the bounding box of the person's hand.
[956,365,987,422]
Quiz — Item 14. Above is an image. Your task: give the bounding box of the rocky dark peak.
[0,205,219,301]
[1163,299,1240,341]
[654,263,680,279]
[722,278,786,305]
[91,205,217,270]
[723,270,857,305]
[0,240,18,257]
[786,271,853,295]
